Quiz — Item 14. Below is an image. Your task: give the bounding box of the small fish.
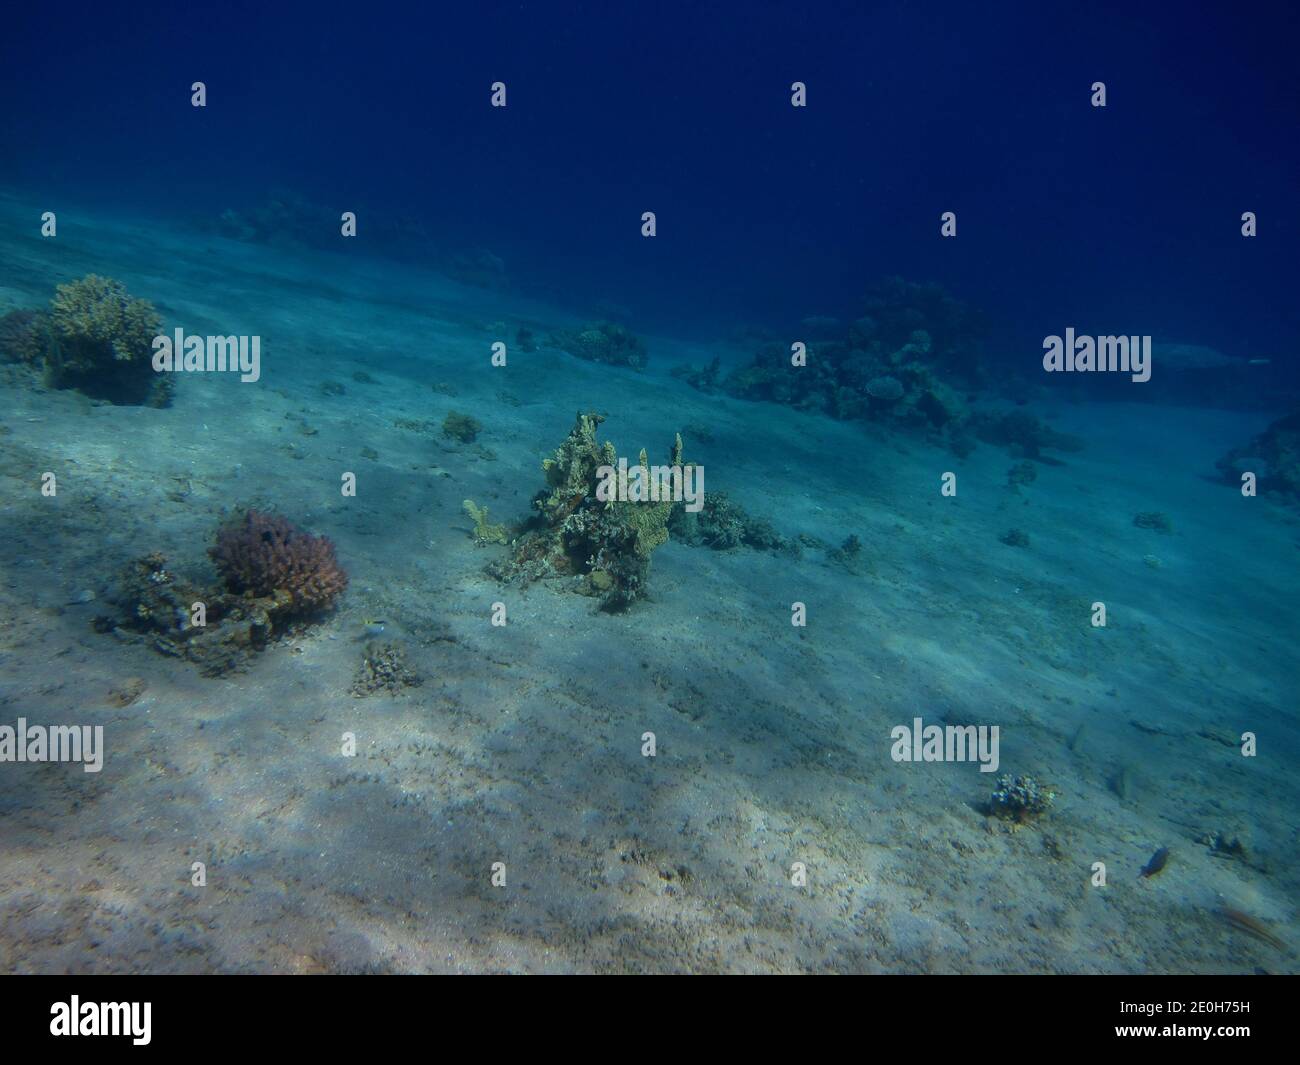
[1110,764,1131,801]
[1140,846,1170,878]
[1217,906,1286,951]
[357,619,386,639]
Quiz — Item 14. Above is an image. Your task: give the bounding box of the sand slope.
[0,189,1296,973]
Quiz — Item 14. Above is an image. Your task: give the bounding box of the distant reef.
[204,190,509,289]
[672,276,1082,462]
[1216,409,1300,499]
[549,322,648,370]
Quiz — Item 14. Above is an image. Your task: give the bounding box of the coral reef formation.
[715,277,983,441]
[485,412,686,609]
[97,513,347,675]
[213,192,334,246]
[826,534,864,571]
[210,510,349,616]
[550,322,648,369]
[669,355,721,393]
[1215,409,1300,498]
[209,192,507,286]
[446,249,508,289]
[675,279,1084,464]
[988,774,1056,824]
[667,490,795,554]
[2,275,168,405]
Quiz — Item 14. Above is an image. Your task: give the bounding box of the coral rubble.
[99,552,285,676]
[351,642,423,697]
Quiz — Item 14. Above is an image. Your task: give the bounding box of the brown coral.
[0,308,49,364]
[209,511,348,616]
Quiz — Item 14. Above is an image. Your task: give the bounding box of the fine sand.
[0,188,1296,972]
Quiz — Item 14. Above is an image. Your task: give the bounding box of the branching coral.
[539,411,617,519]
[27,274,169,405]
[50,274,160,364]
[463,499,508,544]
[487,412,686,609]
[210,510,348,616]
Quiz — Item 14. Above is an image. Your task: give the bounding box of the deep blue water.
[4,1,1298,367]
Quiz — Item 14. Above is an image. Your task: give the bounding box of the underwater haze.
[0,1,1297,974]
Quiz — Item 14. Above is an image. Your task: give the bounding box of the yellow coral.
[50,274,160,363]
[462,499,507,545]
[622,501,671,556]
[610,447,674,556]
[539,412,614,518]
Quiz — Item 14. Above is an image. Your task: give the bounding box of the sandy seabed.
[0,189,1296,973]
